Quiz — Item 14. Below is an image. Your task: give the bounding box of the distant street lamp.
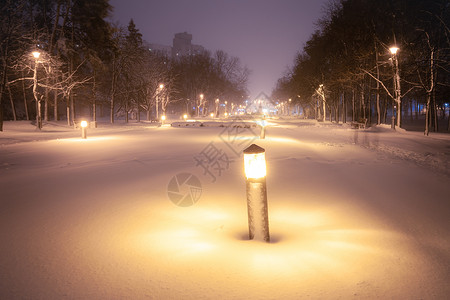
[32,51,42,130]
[389,47,401,128]
[80,120,88,139]
[224,101,228,114]
[161,115,166,125]
[243,144,270,242]
[183,114,188,120]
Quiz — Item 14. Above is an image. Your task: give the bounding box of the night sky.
[109,0,328,99]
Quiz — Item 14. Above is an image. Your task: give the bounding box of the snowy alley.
[1,118,449,299]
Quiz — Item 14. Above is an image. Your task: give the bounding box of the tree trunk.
[433,89,437,132]
[360,87,366,120]
[375,43,381,124]
[136,101,140,122]
[66,98,70,126]
[21,71,29,120]
[342,92,346,123]
[92,72,97,127]
[54,91,58,121]
[425,93,431,136]
[0,102,3,131]
[110,54,116,124]
[70,94,75,125]
[352,89,355,122]
[0,51,8,131]
[7,78,16,121]
[110,93,115,124]
[322,96,326,122]
[44,82,49,121]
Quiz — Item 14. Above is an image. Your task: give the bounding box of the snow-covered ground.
[1,118,449,299]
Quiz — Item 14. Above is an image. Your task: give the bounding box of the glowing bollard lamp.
[80,120,88,139]
[243,144,270,242]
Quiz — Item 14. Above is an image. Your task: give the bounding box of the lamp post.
[318,84,326,122]
[80,120,88,139]
[198,93,204,117]
[389,47,401,128]
[215,98,219,117]
[156,84,164,120]
[224,101,228,115]
[32,51,42,130]
[161,115,166,125]
[243,144,270,242]
[288,98,292,116]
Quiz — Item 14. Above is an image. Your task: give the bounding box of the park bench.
[351,118,368,129]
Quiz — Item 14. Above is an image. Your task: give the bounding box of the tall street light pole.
[156,83,164,120]
[215,98,219,117]
[288,98,292,116]
[32,51,42,130]
[198,94,204,117]
[390,47,401,128]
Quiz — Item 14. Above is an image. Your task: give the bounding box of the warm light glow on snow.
[244,152,266,179]
[2,120,450,299]
[58,136,119,142]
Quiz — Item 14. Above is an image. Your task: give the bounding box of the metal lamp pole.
[32,51,42,130]
[80,120,88,139]
[157,84,164,120]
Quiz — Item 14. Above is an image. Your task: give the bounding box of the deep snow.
[1,118,449,299]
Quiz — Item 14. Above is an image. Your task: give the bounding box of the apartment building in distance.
[147,32,205,58]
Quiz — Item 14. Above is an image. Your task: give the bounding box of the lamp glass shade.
[244,147,266,179]
[32,51,40,59]
[80,121,88,128]
[389,47,399,55]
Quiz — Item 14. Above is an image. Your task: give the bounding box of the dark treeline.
[0,0,249,131]
[272,0,450,134]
